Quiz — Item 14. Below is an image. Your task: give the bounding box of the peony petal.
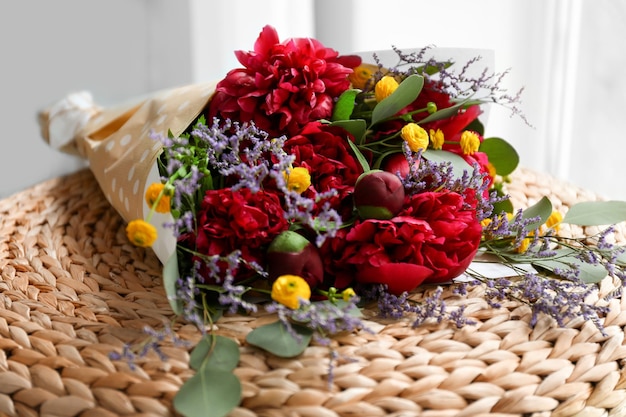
[356,263,433,295]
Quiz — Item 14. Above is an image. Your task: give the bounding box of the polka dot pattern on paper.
[80,82,216,223]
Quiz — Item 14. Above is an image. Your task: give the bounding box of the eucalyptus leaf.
[422,149,473,179]
[371,74,424,126]
[246,321,312,358]
[479,137,519,176]
[189,334,240,372]
[163,252,182,315]
[347,138,371,173]
[522,196,553,231]
[173,367,241,417]
[417,100,469,124]
[295,300,363,324]
[492,198,514,215]
[330,119,367,144]
[562,201,626,226]
[615,248,626,266]
[332,89,360,121]
[464,118,485,136]
[532,255,608,284]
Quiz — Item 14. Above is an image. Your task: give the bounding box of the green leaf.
[562,201,626,226]
[522,196,553,231]
[346,138,371,173]
[189,335,240,372]
[615,248,626,266]
[371,74,424,126]
[417,100,470,124]
[479,137,519,176]
[464,117,485,136]
[296,300,363,323]
[532,250,608,284]
[163,252,182,315]
[330,119,367,143]
[332,89,360,121]
[492,197,514,215]
[246,321,312,358]
[422,149,473,179]
[173,367,241,417]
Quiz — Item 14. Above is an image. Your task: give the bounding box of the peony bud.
[266,230,324,288]
[353,170,405,220]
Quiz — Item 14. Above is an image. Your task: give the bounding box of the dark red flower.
[322,190,482,294]
[184,187,289,282]
[283,121,363,219]
[207,25,360,137]
[402,191,483,284]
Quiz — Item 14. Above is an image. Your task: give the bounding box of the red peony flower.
[283,121,363,219]
[183,187,289,281]
[322,190,482,294]
[207,25,360,137]
[402,191,483,284]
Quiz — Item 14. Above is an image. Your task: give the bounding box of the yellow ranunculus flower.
[459,131,481,155]
[374,76,399,102]
[545,211,563,233]
[126,219,157,247]
[349,64,375,89]
[283,166,311,194]
[401,123,429,152]
[429,128,445,150]
[145,183,171,213]
[341,288,356,302]
[271,275,311,309]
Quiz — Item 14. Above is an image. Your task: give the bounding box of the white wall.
[0,0,192,198]
[4,0,625,201]
[187,0,314,83]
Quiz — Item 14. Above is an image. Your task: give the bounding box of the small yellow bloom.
[545,211,564,233]
[459,131,481,155]
[145,183,171,213]
[401,123,429,152]
[271,275,311,309]
[374,76,399,102]
[283,166,311,194]
[429,128,445,150]
[341,288,356,302]
[516,236,532,253]
[126,219,157,248]
[487,162,497,178]
[348,65,375,89]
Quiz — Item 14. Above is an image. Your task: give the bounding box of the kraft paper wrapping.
[39,82,218,263]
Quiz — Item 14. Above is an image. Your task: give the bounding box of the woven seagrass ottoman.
[1,167,626,417]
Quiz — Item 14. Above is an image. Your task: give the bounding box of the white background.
[2,0,625,200]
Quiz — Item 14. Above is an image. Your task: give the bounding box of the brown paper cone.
[39,82,217,225]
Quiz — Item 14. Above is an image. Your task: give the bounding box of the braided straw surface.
[1,167,626,417]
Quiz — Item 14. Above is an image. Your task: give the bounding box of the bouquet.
[40,25,626,417]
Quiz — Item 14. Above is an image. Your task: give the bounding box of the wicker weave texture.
[0,168,626,417]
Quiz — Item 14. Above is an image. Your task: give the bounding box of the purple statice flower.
[375,284,475,328]
[482,272,609,334]
[266,295,368,346]
[401,143,496,221]
[371,46,529,124]
[108,324,191,369]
